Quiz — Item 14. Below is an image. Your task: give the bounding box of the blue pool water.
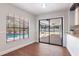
[7,34,29,38]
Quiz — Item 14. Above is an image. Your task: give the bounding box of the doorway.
[39,17,63,46]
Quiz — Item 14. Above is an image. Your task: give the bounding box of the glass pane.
[19,29,23,39]
[50,18,62,45]
[24,29,29,38]
[6,28,14,42]
[14,18,19,27]
[14,28,19,40]
[20,20,23,28]
[7,16,14,27]
[24,20,29,39]
[24,21,29,28]
[6,16,29,42]
[40,20,49,43]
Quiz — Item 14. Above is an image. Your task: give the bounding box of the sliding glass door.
[50,18,63,45]
[39,19,49,43]
[39,17,63,46]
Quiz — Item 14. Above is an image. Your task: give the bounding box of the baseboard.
[0,41,35,56]
[66,47,72,56]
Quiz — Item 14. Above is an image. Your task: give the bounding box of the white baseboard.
[0,41,35,56]
[66,47,74,56]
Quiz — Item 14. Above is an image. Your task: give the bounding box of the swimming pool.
[7,34,29,38]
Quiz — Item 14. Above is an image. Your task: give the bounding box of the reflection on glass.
[40,20,49,43]
[19,29,23,39]
[24,29,29,38]
[14,28,19,40]
[39,18,63,45]
[24,21,29,38]
[6,16,29,42]
[6,28,14,42]
[50,19,62,45]
[20,20,23,28]
[14,18,20,40]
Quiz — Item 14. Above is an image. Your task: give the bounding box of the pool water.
[7,34,29,38]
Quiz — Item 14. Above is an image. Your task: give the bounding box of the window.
[6,16,29,42]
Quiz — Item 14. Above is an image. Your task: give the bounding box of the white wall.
[0,4,36,55]
[36,10,69,47]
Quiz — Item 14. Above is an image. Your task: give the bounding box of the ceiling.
[12,3,73,15]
